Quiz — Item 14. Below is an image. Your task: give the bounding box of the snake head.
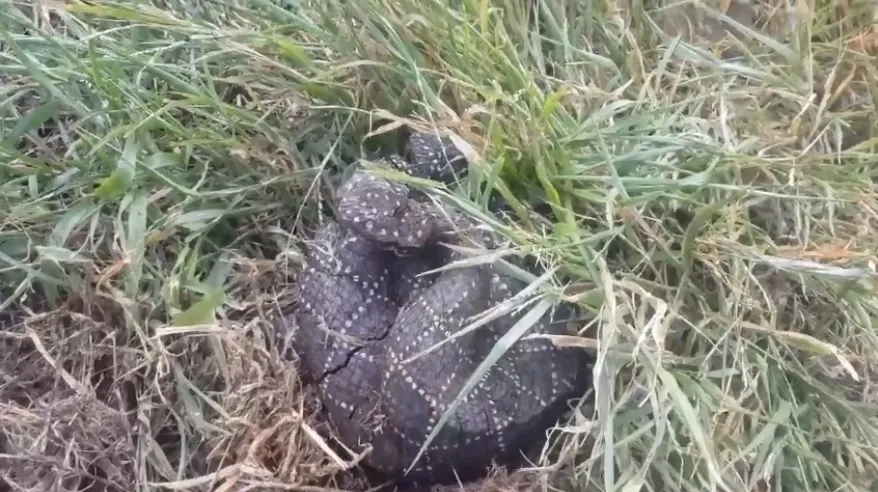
[337,168,455,249]
[402,132,469,184]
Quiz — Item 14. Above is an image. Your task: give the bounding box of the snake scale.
[286,131,593,488]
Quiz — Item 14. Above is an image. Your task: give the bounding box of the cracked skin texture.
[291,132,593,487]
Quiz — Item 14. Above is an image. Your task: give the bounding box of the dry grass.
[3,0,878,490]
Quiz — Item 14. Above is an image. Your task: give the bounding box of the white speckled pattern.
[288,131,592,488]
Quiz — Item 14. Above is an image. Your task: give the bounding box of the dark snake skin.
[288,132,592,487]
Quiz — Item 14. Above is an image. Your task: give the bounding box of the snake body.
[288,132,593,487]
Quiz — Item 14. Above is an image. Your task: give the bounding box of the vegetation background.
[2,0,878,491]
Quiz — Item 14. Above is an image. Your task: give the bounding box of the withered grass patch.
[0,286,362,491]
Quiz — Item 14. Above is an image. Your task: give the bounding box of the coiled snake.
[286,131,592,488]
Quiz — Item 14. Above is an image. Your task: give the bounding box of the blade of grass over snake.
[406,297,556,474]
[401,267,556,364]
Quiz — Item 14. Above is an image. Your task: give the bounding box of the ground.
[2,0,878,491]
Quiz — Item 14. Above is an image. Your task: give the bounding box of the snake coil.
[284,131,593,488]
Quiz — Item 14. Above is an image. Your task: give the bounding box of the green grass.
[3,0,878,490]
